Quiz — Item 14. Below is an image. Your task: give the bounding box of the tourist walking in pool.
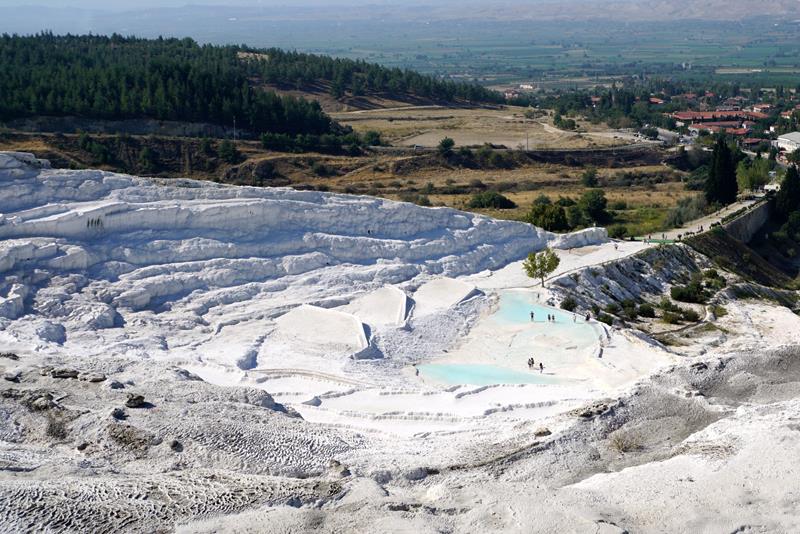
[530,311,534,321]
[539,362,544,373]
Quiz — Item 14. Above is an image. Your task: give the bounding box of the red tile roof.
[672,110,768,121]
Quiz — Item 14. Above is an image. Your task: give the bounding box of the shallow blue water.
[417,290,599,386]
[492,291,581,325]
[418,363,559,386]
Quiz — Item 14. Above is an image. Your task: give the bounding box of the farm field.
[333,106,628,149]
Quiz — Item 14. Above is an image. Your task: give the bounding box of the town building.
[776,132,800,153]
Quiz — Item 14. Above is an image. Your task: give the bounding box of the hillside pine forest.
[0,33,502,136]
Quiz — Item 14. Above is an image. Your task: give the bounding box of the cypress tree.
[705,136,738,205]
[776,165,800,221]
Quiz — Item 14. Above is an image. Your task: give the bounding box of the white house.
[777,131,800,153]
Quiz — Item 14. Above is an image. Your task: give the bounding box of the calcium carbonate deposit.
[2,151,800,533]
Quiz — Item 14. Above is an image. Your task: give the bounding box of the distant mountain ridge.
[471,0,800,21]
[2,0,799,22]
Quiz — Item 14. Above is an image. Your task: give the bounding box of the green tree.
[199,137,214,155]
[438,137,455,156]
[578,189,610,224]
[526,203,569,231]
[776,165,800,221]
[581,167,599,187]
[523,248,561,287]
[218,139,241,164]
[138,147,157,173]
[363,130,383,146]
[566,204,586,228]
[467,191,517,209]
[705,136,738,205]
[736,157,770,192]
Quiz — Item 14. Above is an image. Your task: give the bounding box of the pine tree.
[218,140,240,164]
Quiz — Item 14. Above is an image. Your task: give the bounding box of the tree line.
[251,48,504,104]
[0,33,502,137]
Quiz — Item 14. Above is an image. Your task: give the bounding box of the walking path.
[635,197,761,243]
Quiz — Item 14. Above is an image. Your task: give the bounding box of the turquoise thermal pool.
[418,290,601,386]
[417,363,561,386]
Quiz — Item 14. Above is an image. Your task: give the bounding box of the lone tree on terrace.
[523,247,561,287]
[438,137,455,156]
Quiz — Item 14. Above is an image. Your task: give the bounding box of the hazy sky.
[0,0,437,7]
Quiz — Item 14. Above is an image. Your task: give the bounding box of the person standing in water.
[539,362,544,373]
[530,311,535,321]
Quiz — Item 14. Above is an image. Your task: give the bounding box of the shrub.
[467,191,517,210]
[621,299,638,319]
[638,303,656,318]
[681,308,701,322]
[665,195,707,228]
[605,303,621,315]
[608,225,628,239]
[46,413,69,440]
[560,296,578,312]
[597,313,615,326]
[363,130,383,146]
[609,431,642,453]
[711,304,728,317]
[399,193,432,207]
[457,147,473,159]
[670,282,708,304]
[705,276,727,291]
[662,311,682,324]
[311,162,331,176]
[469,178,487,190]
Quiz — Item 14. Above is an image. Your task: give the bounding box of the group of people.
[527,357,544,373]
[529,311,558,323]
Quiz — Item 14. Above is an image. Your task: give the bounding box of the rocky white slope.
[0,151,602,362]
[2,151,799,533]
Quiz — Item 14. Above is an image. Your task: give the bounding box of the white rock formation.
[0,151,607,366]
